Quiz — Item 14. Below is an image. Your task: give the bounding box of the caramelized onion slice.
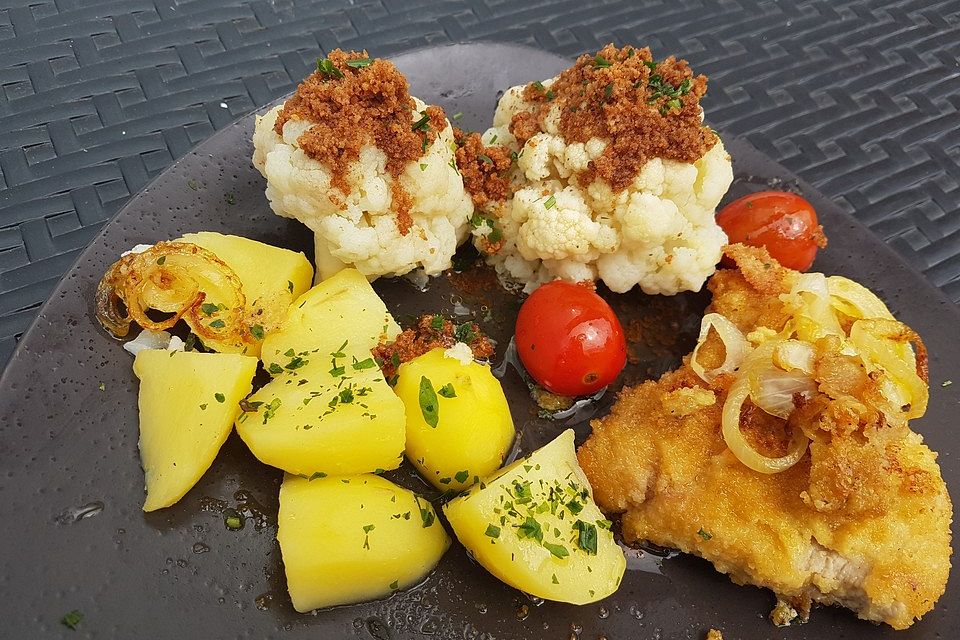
[690,313,750,383]
[95,242,250,351]
[849,318,928,420]
[722,376,810,474]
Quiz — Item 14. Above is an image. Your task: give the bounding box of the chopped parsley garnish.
[453,322,477,343]
[156,256,166,266]
[209,319,225,329]
[430,315,445,330]
[419,163,427,171]
[412,113,431,132]
[187,179,199,190]
[544,89,555,101]
[517,516,543,542]
[543,195,557,210]
[552,574,559,584]
[249,324,265,340]
[438,383,457,398]
[285,356,307,370]
[346,57,373,68]
[339,388,354,404]
[261,398,281,424]
[389,579,399,590]
[454,470,469,483]
[593,55,612,68]
[415,497,435,528]
[478,153,494,165]
[352,357,376,370]
[199,403,207,410]
[452,112,463,120]
[543,541,569,559]
[308,472,327,480]
[362,523,375,549]
[224,510,243,530]
[418,376,439,428]
[697,527,713,541]
[532,80,545,92]
[604,83,613,100]
[316,57,344,79]
[574,520,598,555]
[60,610,83,630]
[268,363,283,375]
[240,399,263,413]
[485,524,501,538]
[224,193,236,206]
[566,499,583,515]
[200,302,219,315]
[287,280,294,293]
[214,392,225,403]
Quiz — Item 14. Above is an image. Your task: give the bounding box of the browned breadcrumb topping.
[273,50,446,235]
[372,314,495,380]
[511,43,717,192]
[454,128,514,207]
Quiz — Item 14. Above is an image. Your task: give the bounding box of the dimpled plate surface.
[0,44,956,639]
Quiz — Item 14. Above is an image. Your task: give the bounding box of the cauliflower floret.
[253,97,473,281]
[473,78,733,295]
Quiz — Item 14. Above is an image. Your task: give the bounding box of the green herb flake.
[316,57,344,79]
[339,388,354,404]
[604,83,613,100]
[156,256,166,266]
[543,541,569,559]
[552,574,559,584]
[430,315,445,331]
[418,376,440,428]
[532,80,545,92]
[208,319,226,329]
[60,610,83,630]
[199,403,207,410]
[225,193,236,206]
[454,322,477,343]
[697,527,713,541]
[412,113,431,132]
[419,163,428,171]
[98,382,105,392]
[543,195,557,210]
[452,112,463,120]
[517,516,543,542]
[478,153,494,165]
[593,55,612,68]
[389,579,399,590]
[287,280,294,293]
[352,357,376,371]
[438,383,456,398]
[201,302,219,316]
[250,324,265,340]
[214,392,225,403]
[268,363,283,375]
[346,57,373,68]
[454,470,469,483]
[573,520,598,555]
[187,179,199,191]
[224,511,243,530]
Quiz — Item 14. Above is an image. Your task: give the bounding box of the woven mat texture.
[0,0,958,366]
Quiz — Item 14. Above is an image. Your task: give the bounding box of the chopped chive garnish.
[346,57,373,68]
[543,195,557,209]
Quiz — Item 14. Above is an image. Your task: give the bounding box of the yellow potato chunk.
[133,349,257,511]
[443,429,626,604]
[178,232,313,356]
[261,268,400,371]
[394,348,514,490]
[235,364,405,477]
[278,474,450,612]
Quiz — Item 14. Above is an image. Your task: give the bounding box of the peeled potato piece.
[235,365,405,477]
[133,349,257,511]
[278,474,450,611]
[444,430,626,604]
[394,347,514,490]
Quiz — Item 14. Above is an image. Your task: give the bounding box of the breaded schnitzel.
[578,245,952,629]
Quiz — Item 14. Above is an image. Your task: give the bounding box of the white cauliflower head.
[252,56,473,281]
[471,46,734,295]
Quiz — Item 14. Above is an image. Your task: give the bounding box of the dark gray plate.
[0,44,956,640]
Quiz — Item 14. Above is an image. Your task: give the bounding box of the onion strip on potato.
[95,242,251,350]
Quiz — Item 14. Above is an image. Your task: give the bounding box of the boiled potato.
[235,365,405,477]
[178,232,313,356]
[278,473,450,611]
[394,347,514,490]
[133,349,257,511]
[261,268,400,371]
[444,429,626,604]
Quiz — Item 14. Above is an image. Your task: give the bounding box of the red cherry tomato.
[716,191,826,271]
[515,281,627,397]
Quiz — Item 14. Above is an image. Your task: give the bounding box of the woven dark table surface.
[0,0,958,368]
